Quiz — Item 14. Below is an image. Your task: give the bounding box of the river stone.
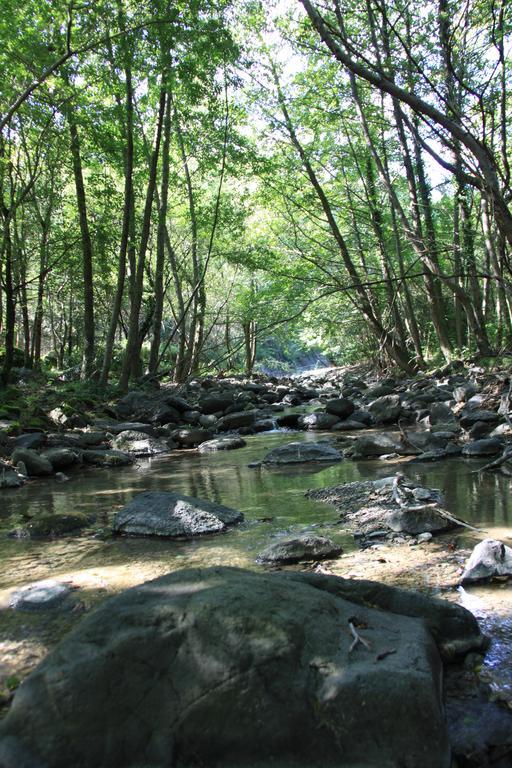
[368,394,402,424]
[113,491,243,537]
[429,402,456,424]
[112,430,169,456]
[257,535,342,564]
[0,470,25,488]
[259,441,342,465]
[331,419,366,431]
[351,433,402,457]
[198,436,246,452]
[10,448,53,477]
[9,580,72,611]
[81,449,133,467]
[461,438,502,457]
[298,412,340,430]
[460,539,512,583]
[325,397,355,418]
[14,432,46,450]
[172,428,213,448]
[95,420,155,435]
[459,410,502,429]
[276,413,301,428]
[10,512,90,538]
[40,447,80,469]
[216,410,260,431]
[198,394,235,414]
[0,566,451,768]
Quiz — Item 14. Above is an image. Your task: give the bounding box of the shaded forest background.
[1,0,511,386]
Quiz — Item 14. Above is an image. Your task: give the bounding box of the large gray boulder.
[368,394,402,424]
[0,567,454,768]
[113,491,243,537]
[257,535,342,564]
[461,539,512,583]
[258,440,342,465]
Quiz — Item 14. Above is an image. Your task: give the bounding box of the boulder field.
[3,364,512,487]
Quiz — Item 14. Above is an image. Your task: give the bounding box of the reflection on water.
[0,430,512,698]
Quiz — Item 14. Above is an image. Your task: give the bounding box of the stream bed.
[1,428,512,710]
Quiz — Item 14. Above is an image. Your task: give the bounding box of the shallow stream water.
[0,428,511,705]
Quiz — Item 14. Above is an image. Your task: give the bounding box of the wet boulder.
[325,397,355,419]
[0,566,452,768]
[368,394,402,424]
[276,413,301,429]
[112,430,170,456]
[113,491,243,537]
[0,468,25,488]
[257,441,342,465]
[94,421,155,435]
[298,412,340,430]
[459,410,502,429]
[461,539,512,583]
[257,535,342,564]
[350,433,402,457]
[429,402,456,425]
[216,410,260,431]
[198,436,246,452]
[172,428,213,448]
[40,447,80,470]
[461,438,502,457]
[14,432,46,450]
[10,448,53,477]
[81,449,133,467]
[198,394,235,414]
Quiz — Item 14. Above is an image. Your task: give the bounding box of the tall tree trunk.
[149,92,172,375]
[68,111,95,379]
[101,63,134,384]
[120,87,166,389]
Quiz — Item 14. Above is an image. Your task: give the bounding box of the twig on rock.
[348,621,371,653]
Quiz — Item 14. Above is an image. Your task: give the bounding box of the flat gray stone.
[81,449,133,467]
[113,491,243,538]
[258,441,342,465]
[257,535,342,564]
[9,580,72,611]
[198,436,246,452]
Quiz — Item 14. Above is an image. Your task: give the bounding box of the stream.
[1,427,512,708]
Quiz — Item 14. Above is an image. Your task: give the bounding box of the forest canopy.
[0,0,511,385]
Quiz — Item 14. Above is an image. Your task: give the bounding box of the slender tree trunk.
[68,111,95,379]
[101,64,134,384]
[149,93,172,374]
[120,87,166,389]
